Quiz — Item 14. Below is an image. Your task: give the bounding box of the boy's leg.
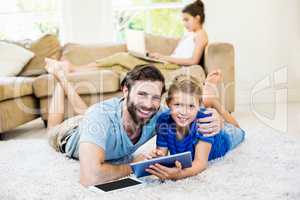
[208,123,245,160]
[223,123,245,151]
[202,70,240,128]
[202,69,222,108]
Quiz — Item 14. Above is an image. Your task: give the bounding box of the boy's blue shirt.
[156,109,231,160]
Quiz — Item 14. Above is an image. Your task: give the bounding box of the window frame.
[0,1,60,40]
[112,0,191,33]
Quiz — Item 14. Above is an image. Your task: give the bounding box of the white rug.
[1,106,300,200]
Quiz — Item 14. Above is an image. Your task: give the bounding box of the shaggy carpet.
[0,105,300,200]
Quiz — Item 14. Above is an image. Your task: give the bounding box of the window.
[0,0,59,41]
[112,0,192,42]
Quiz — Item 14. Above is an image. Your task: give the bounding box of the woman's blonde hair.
[166,75,203,104]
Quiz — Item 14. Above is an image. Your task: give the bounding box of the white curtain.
[60,0,114,44]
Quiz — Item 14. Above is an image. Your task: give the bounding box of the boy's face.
[168,91,201,128]
[124,80,163,125]
[182,13,201,32]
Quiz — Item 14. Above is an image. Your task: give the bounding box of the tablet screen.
[94,178,142,192]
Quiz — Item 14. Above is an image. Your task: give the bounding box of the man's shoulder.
[87,97,122,114]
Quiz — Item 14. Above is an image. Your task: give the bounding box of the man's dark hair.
[120,64,166,94]
[182,0,205,24]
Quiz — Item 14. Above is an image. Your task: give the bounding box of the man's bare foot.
[45,58,72,74]
[45,58,67,80]
[59,58,74,73]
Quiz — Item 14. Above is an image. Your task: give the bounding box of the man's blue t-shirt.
[156,109,231,161]
[66,97,165,163]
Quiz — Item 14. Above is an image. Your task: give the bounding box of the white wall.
[60,0,114,44]
[204,0,300,105]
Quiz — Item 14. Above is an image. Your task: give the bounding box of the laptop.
[125,29,166,63]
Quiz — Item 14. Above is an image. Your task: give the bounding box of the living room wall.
[204,0,300,105]
[60,0,114,44]
[60,0,300,105]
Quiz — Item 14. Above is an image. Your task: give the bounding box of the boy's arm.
[175,141,211,180]
[146,141,211,180]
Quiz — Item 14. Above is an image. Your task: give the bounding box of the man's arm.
[79,142,132,187]
[197,108,223,137]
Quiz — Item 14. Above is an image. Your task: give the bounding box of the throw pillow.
[19,34,61,76]
[0,42,35,76]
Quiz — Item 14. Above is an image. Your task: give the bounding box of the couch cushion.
[0,96,39,133]
[0,77,34,102]
[19,34,61,76]
[61,43,127,66]
[39,92,123,120]
[204,43,235,112]
[33,70,120,98]
[160,65,206,89]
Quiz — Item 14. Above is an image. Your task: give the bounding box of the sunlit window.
[112,0,192,41]
[0,0,59,41]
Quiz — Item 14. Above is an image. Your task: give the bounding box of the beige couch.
[0,77,39,133]
[0,35,61,134]
[0,34,235,133]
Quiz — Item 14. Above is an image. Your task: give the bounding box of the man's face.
[124,80,163,125]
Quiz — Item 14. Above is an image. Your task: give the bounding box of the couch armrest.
[145,33,180,55]
[61,43,127,65]
[204,43,235,112]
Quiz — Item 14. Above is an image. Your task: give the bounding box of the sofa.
[0,34,235,134]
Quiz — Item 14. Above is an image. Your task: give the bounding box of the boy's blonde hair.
[166,75,203,104]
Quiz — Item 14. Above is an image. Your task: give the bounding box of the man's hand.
[146,161,183,181]
[197,108,224,137]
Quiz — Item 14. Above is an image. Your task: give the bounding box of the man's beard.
[126,95,158,125]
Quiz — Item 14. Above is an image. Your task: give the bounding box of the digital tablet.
[88,177,143,193]
[130,151,192,178]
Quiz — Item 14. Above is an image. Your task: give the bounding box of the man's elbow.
[80,165,104,187]
[80,171,97,187]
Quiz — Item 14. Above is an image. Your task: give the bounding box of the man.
[46,62,222,187]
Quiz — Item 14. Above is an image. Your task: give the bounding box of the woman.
[60,0,208,74]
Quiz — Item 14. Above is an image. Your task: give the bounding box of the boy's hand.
[146,149,165,160]
[197,108,224,137]
[146,161,182,181]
